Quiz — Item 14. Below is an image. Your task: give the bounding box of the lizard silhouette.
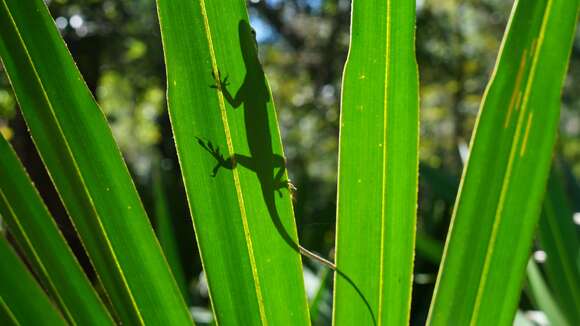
[199,20,335,270]
[198,20,375,323]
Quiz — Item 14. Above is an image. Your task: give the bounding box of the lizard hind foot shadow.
[274,179,297,198]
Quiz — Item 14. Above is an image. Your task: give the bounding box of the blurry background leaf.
[537,159,580,324]
[526,259,570,326]
[152,157,190,304]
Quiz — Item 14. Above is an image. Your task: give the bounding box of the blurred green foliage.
[0,0,578,324]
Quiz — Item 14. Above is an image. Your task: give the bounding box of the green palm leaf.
[155,0,309,324]
[0,236,67,326]
[333,0,419,324]
[0,0,192,324]
[428,1,580,324]
[0,135,113,324]
[538,161,580,324]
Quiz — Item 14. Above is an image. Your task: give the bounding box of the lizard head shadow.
[199,19,375,325]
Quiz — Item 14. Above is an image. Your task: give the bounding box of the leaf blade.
[0,0,192,324]
[333,0,419,324]
[427,1,580,324]
[0,236,67,326]
[538,162,580,324]
[152,160,190,304]
[155,0,310,324]
[526,259,571,326]
[0,135,114,325]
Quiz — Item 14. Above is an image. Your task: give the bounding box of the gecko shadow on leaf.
[202,20,297,254]
[199,20,376,325]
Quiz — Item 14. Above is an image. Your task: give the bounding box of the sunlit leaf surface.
[156,0,309,324]
[333,0,419,324]
[428,1,580,324]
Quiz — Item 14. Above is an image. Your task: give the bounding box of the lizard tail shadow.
[262,185,376,325]
[196,136,376,325]
[254,167,376,324]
